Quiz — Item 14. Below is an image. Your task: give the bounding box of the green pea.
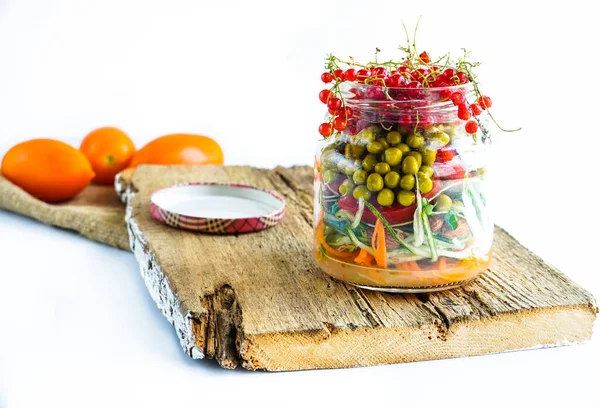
[356,127,377,143]
[397,143,410,155]
[441,124,457,136]
[399,174,415,191]
[353,185,372,201]
[338,178,355,196]
[423,125,440,136]
[384,147,403,167]
[397,190,416,207]
[362,154,377,172]
[452,200,465,212]
[377,138,390,150]
[366,173,384,192]
[386,131,402,145]
[352,169,368,185]
[340,161,357,176]
[429,130,450,148]
[367,141,384,154]
[406,133,424,149]
[323,169,339,184]
[436,194,452,212]
[421,149,436,166]
[377,188,395,207]
[374,162,391,175]
[345,143,366,159]
[476,167,487,177]
[320,149,340,170]
[384,171,400,189]
[418,174,433,194]
[419,165,434,178]
[402,156,419,174]
[407,151,422,168]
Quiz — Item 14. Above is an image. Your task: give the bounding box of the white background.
[1,0,599,407]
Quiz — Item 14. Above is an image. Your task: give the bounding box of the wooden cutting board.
[0,175,129,250]
[122,164,598,371]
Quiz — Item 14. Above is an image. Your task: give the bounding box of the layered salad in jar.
[313,44,513,292]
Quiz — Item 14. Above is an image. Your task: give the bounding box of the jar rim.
[344,81,472,92]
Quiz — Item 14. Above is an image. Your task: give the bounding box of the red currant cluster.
[318,51,494,138]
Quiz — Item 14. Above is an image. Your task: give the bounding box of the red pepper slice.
[338,179,441,224]
[435,148,457,163]
[432,159,466,180]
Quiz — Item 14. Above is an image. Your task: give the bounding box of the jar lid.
[149,183,285,234]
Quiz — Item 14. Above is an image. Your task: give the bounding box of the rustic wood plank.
[124,164,598,371]
[0,175,129,250]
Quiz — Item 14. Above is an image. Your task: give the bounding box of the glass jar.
[313,82,493,292]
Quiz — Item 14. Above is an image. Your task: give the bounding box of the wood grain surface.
[123,164,598,371]
[0,175,129,250]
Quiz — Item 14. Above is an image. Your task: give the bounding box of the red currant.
[407,81,422,89]
[465,120,478,134]
[356,69,370,83]
[333,69,344,82]
[339,106,353,118]
[318,123,334,137]
[456,72,468,84]
[332,117,348,131]
[327,97,342,111]
[343,68,357,82]
[321,72,334,83]
[328,106,338,115]
[419,51,431,64]
[319,89,333,104]
[433,79,450,88]
[442,68,456,78]
[450,92,465,105]
[372,66,388,77]
[416,113,433,128]
[457,104,472,120]
[440,89,452,100]
[477,95,493,109]
[411,68,430,82]
[387,74,407,87]
[398,66,410,74]
[469,103,483,116]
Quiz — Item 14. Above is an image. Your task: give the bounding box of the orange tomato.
[1,139,95,202]
[80,127,136,185]
[130,134,223,167]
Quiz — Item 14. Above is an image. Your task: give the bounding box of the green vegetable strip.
[363,201,429,257]
[345,226,373,253]
[351,198,365,229]
[335,210,355,222]
[413,176,424,247]
[421,209,438,262]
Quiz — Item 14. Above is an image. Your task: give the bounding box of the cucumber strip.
[426,180,464,202]
[345,226,373,253]
[413,178,425,247]
[422,210,438,262]
[351,198,365,229]
[462,189,485,245]
[335,209,355,222]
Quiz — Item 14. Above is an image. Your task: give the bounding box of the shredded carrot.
[315,219,359,261]
[408,260,421,271]
[371,219,388,268]
[354,249,377,266]
[438,257,446,272]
